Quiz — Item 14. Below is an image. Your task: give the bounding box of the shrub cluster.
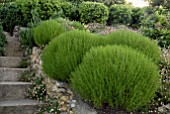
[79,2,109,24]
[41,29,161,112]
[33,20,65,46]
[71,45,159,111]
[42,30,160,81]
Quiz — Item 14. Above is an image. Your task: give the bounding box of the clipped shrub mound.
[71,45,159,112]
[79,2,109,24]
[42,30,101,81]
[33,20,65,46]
[105,30,161,63]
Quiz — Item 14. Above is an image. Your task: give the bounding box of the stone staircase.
[0,32,42,114]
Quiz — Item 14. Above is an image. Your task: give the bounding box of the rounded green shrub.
[42,30,101,81]
[107,4,132,25]
[33,20,65,46]
[79,2,109,24]
[71,45,159,111]
[105,30,161,63]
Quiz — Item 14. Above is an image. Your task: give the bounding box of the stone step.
[4,44,23,57]
[0,99,42,114]
[0,82,32,99]
[0,56,22,68]
[0,68,29,82]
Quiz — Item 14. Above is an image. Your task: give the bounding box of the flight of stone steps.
[0,32,42,114]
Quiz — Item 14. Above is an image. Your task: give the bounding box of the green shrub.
[0,2,23,35]
[61,2,78,20]
[107,4,132,26]
[105,30,161,63]
[79,2,109,24]
[0,24,6,56]
[71,45,159,111]
[37,0,62,20]
[42,30,101,81]
[33,20,65,46]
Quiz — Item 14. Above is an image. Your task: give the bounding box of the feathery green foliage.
[105,30,161,63]
[42,30,101,81]
[71,45,160,112]
[33,20,65,46]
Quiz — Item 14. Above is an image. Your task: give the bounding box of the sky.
[126,0,149,7]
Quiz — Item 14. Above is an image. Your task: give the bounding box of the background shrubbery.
[140,9,170,47]
[79,2,109,24]
[71,45,159,112]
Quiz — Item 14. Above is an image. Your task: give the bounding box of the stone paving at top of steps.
[3,32,23,57]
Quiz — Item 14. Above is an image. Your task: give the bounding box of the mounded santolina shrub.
[42,30,101,81]
[33,20,65,46]
[107,4,132,25]
[79,2,109,24]
[71,45,159,111]
[105,30,161,63]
